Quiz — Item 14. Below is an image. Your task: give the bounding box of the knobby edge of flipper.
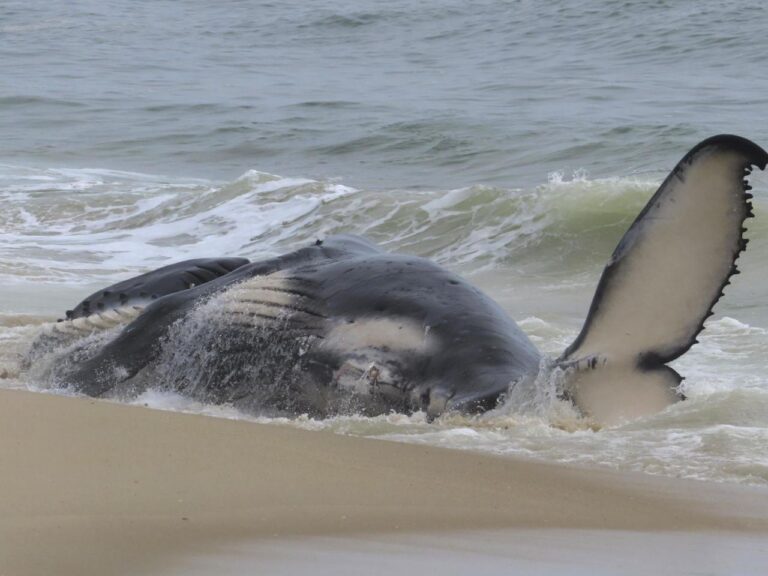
[558,134,768,425]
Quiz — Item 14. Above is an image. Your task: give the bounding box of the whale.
[26,135,768,425]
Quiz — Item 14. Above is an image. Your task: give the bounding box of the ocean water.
[2,0,768,485]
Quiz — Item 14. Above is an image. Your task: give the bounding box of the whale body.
[26,135,768,425]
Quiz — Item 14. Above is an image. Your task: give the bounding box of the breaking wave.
[4,164,765,286]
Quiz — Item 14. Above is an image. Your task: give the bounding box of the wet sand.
[1,388,767,576]
[166,529,768,575]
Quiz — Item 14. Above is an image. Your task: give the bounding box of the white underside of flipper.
[565,363,682,426]
[560,135,768,425]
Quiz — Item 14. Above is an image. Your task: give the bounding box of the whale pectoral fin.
[65,291,195,396]
[67,257,249,320]
[560,135,767,423]
[27,258,249,368]
[564,362,682,426]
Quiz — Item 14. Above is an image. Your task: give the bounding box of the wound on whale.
[26,135,768,425]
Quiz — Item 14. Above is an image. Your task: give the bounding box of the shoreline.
[1,388,767,575]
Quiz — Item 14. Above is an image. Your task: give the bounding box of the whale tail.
[559,135,768,425]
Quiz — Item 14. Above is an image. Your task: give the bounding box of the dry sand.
[1,388,767,576]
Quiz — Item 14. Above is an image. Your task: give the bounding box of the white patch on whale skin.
[320,317,434,354]
[566,364,680,427]
[319,317,435,400]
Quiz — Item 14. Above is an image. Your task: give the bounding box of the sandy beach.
[1,388,767,576]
